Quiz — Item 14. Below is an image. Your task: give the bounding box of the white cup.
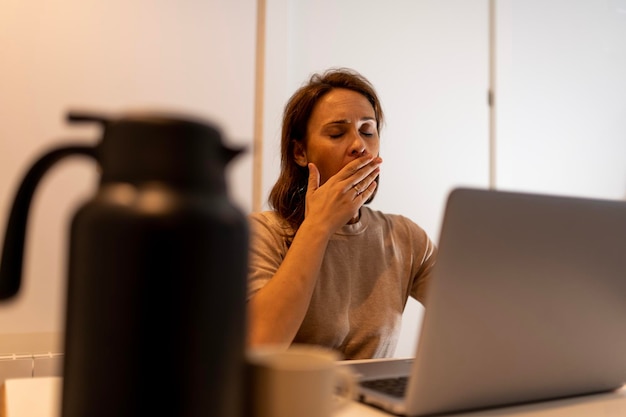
[246,344,356,417]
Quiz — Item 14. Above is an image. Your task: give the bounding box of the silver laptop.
[347,187,626,416]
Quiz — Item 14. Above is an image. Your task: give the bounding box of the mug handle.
[333,365,357,410]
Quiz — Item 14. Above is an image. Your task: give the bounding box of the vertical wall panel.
[496,0,626,199]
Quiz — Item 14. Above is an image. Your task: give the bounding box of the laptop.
[346,187,626,416]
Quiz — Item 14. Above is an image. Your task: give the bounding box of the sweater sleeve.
[410,235,438,305]
[247,212,290,300]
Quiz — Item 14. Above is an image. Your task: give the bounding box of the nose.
[349,132,366,156]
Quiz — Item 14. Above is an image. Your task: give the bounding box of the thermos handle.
[0,145,96,299]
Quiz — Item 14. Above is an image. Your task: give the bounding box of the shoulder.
[249,211,290,231]
[249,210,281,223]
[248,211,293,245]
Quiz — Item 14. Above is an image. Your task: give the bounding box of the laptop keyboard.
[360,376,409,398]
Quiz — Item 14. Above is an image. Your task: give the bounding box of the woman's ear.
[293,140,308,167]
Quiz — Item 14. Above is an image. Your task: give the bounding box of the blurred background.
[1,0,625,359]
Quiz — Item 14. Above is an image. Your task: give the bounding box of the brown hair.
[268,68,384,232]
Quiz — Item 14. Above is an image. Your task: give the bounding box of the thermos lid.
[69,111,242,186]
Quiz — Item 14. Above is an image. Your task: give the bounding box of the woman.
[247,68,436,359]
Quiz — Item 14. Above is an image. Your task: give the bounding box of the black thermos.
[0,111,248,417]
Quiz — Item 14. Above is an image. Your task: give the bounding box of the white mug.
[246,344,356,417]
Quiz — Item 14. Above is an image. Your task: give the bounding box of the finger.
[353,166,381,192]
[354,176,378,200]
[307,163,320,194]
[335,154,377,182]
[341,159,383,193]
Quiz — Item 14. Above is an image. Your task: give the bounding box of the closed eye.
[359,119,378,137]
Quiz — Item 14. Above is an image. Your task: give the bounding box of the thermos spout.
[224,145,246,163]
[67,111,110,125]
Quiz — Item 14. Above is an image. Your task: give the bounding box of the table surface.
[336,385,626,417]
[3,377,626,417]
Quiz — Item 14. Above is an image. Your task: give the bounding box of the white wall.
[496,0,626,199]
[0,0,256,338]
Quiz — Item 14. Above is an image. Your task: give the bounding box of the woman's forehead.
[311,88,376,124]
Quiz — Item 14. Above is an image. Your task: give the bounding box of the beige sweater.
[247,207,437,359]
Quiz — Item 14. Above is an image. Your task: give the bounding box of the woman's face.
[294,88,380,185]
